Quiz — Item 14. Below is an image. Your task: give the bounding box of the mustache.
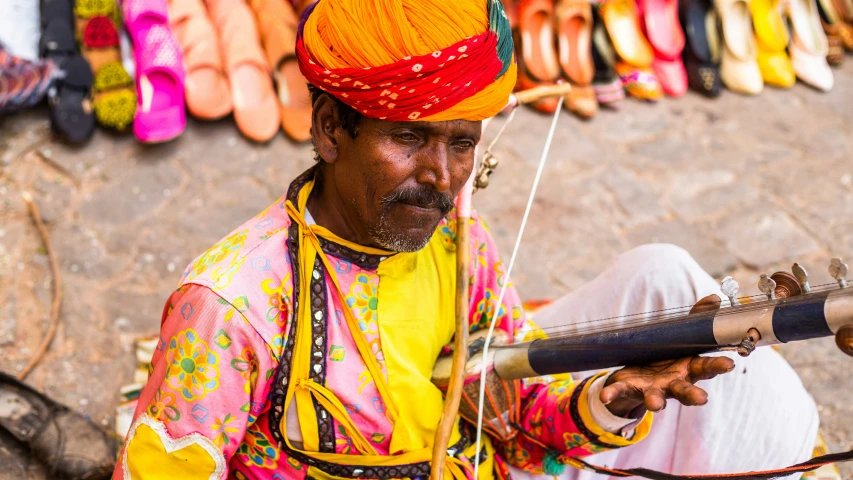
[380,185,455,214]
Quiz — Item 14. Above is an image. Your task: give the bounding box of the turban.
[296,0,516,122]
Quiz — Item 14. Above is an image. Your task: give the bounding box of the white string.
[472,97,564,476]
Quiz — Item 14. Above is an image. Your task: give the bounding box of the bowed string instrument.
[429,84,853,480]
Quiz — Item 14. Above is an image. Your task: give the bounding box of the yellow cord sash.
[279,179,481,479]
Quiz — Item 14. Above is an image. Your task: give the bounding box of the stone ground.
[1,62,853,478]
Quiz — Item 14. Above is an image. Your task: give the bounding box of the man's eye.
[453,140,475,151]
[395,132,419,142]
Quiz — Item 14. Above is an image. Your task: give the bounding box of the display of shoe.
[251,0,313,142]
[516,0,562,113]
[591,5,626,108]
[600,0,662,100]
[124,0,188,143]
[615,61,664,100]
[208,0,280,142]
[751,0,796,87]
[716,0,763,94]
[74,0,137,131]
[817,0,848,63]
[39,0,96,143]
[169,0,233,120]
[788,0,834,91]
[680,0,723,96]
[638,0,688,96]
[600,0,655,66]
[555,0,598,117]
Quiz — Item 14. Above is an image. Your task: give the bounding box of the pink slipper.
[124,0,187,143]
[638,0,689,96]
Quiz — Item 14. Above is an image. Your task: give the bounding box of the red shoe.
[638,0,689,96]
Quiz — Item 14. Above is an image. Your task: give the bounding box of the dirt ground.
[1,61,852,478]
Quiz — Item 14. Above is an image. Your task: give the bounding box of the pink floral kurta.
[115,169,649,480]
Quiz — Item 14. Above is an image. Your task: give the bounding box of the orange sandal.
[207,0,280,143]
[516,0,562,113]
[555,0,597,118]
[168,0,232,120]
[251,0,312,143]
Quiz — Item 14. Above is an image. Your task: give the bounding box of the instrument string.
[522,282,852,338]
[468,285,853,351]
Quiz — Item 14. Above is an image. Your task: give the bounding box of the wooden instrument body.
[432,330,521,441]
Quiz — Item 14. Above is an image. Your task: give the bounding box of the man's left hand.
[600,294,736,418]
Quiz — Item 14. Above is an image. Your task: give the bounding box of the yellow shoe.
[717,0,764,94]
[751,0,796,87]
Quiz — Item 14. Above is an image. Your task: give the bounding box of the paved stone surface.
[1,61,853,478]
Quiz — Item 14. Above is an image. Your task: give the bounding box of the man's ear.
[311,93,343,164]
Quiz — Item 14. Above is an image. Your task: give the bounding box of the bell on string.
[483,152,499,169]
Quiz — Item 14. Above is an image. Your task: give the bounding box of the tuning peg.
[791,263,811,294]
[721,276,740,306]
[758,274,776,300]
[829,258,848,289]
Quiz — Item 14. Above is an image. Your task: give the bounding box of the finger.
[600,381,639,405]
[688,356,735,380]
[668,379,708,406]
[643,387,667,412]
[689,294,722,314]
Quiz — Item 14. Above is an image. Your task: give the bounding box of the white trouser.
[509,244,819,480]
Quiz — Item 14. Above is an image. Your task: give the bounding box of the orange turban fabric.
[296,0,517,122]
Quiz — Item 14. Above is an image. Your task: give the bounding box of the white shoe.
[717,0,765,94]
[788,0,835,90]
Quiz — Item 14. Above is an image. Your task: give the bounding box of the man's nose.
[415,140,452,192]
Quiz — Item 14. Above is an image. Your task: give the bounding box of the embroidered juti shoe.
[600,0,663,101]
[716,0,764,94]
[516,0,562,113]
[638,0,689,97]
[788,0,834,91]
[751,0,796,87]
[679,0,723,96]
[555,0,598,118]
[591,5,626,108]
[816,0,847,64]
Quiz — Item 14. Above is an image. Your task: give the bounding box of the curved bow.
[430,83,573,480]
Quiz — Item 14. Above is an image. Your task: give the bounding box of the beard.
[366,185,455,252]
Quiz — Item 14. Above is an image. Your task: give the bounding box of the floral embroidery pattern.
[345,274,379,334]
[221,296,249,323]
[335,425,356,454]
[210,255,246,289]
[147,388,180,422]
[237,424,280,469]
[212,413,239,447]
[165,329,220,401]
[186,229,247,280]
[439,219,457,251]
[231,347,260,394]
[473,288,506,330]
[260,276,293,327]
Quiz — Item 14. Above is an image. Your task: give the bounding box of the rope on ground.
[18,191,62,381]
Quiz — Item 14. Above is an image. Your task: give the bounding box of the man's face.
[328,115,482,252]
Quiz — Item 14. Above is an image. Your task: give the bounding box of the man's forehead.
[377,118,482,137]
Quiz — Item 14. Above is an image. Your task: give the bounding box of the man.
[114,0,818,478]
